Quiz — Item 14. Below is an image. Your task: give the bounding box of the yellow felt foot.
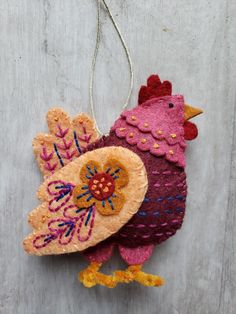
[114,269,135,283]
[114,264,141,283]
[79,263,164,288]
[115,265,164,287]
[78,262,117,288]
[131,265,165,287]
[79,262,101,288]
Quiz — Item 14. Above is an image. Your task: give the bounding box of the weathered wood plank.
[0,0,235,313]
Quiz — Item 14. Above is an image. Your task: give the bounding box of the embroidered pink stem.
[55,124,79,164]
[55,125,69,138]
[33,205,96,250]
[40,146,58,174]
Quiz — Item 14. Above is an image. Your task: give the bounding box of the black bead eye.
[168,103,174,108]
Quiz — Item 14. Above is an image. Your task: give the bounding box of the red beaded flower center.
[88,173,115,201]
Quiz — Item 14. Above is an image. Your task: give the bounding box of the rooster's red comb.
[138,74,172,105]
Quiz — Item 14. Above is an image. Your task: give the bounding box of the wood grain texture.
[0,0,235,313]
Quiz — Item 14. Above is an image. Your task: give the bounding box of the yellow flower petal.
[73,184,94,208]
[79,160,102,183]
[95,191,125,216]
[103,159,129,188]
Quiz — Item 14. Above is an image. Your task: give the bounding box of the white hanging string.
[89,0,134,136]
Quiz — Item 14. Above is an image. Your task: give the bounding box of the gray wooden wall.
[1,0,236,313]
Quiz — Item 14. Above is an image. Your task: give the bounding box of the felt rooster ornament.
[23,74,202,288]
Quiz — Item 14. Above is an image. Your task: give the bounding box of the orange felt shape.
[23,146,148,256]
[73,158,129,216]
[33,108,99,178]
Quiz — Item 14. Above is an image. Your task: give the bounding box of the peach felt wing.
[23,146,148,255]
[33,108,99,178]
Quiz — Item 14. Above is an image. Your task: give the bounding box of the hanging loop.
[89,0,134,136]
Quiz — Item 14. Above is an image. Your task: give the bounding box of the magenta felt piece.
[83,243,155,265]
[81,80,189,265]
[118,244,155,265]
[112,96,186,167]
[85,132,186,248]
[83,242,115,263]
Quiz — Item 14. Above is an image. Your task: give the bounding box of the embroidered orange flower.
[73,159,129,215]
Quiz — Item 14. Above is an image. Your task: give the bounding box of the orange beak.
[184,104,203,120]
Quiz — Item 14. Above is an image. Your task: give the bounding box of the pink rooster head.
[113,74,203,168]
[138,74,203,140]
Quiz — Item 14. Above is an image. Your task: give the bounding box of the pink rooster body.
[83,78,191,267]
[84,131,186,265]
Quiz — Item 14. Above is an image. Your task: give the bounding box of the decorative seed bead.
[153,143,159,149]
[131,115,136,121]
[41,215,47,223]
[157,130,163,135]
[129,132,134,138]
[119,127,126,131]
[141,138,147,143]
[169,150,174,155]
[170,133,177,138]
[143,123,149,127]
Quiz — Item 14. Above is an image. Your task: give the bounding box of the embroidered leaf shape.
[33,108,99,178]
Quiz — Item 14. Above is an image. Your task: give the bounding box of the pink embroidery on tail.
[40,146,58,174]
[55,125,69,138]
[57,138,73,150]
[60,149,76,160]
[40,147,53,161]
[54,125,79,163]
[77,122,92,144]
[45,162,57,172]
